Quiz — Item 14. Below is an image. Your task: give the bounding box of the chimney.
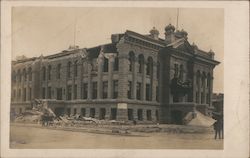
[149,27,159,40]
[165,24,176,44]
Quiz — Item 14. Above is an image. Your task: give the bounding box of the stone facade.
[11,24,219,124]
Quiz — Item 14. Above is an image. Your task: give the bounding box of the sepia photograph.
[9,7,224,149]
[1,1,249,158]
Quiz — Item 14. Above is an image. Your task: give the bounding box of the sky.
[12,7,224,93]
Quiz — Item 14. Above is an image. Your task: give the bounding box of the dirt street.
[10,125,223,149]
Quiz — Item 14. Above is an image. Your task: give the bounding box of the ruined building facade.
[11,24,220,124]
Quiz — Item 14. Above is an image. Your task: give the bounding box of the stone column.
[116,103,128,121]
[87,62,92,100]
[198,75,201,104]
[132,58,138,100]
[203,76,207,104]
[108,56,115,99]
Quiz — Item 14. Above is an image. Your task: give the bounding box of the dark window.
[103,58,109,72]
[67,85,72,100]
[146,110,152,121]
[13,89,16,100]
[18,89,21,100]
[102,81,108,99]
[113,80,118,99]
[42,67,46,81]
[146,84,151,101]
[81,108,86,117]
[113,57,119,71]
[28,68,32,81]
[67,62,71,78]
[196,92,199,103]
[57,64,61,79]
[56,88,62,100]
[99,108,106,120]
[128,109,133,121]
[157,62,160,79]
[42,87,46,99]
[74,84,77,99]
[137,109,143,121]
[48,65,52,80]
[73,108,77,115]
[83,83,88,99]
[12,71,16,83]
[156,86,159,102]
[47,87,51,99]
[111,108,117,120]
[146,57,153,76]
[127,81,132,99]
[136,82,141,100]
[128,52,135,72]
[173,93,179,102]
[174,64,179,77]
[156,110,159,121]
[74,61,78,77]
[23,69,27,81]
[90,108,95,118]
[138,55,144,73]
[23,88,26,101]
[67,108,71,117]
[206,93,210,104]
[92,82,97,99]
[201,92,204,104]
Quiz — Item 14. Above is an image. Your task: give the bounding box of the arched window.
[157,61,160,80]
[202,72,206,88]
[48,65,52,80]
[196,70,200,85]
[17,69,21,82]
[12,71,16,82]
[138,54,144,73]
[74,60,78,77]
[23,69,27,81]
[42,67,46,81]
[103,57,109,72]
[57,64,61,79]
[128,51,135,72]
[207,73,211,88]
[67,61,71,78]
[113,56,119,71]
[146,57,153,76]
[174,63,179,78]
[28,67,32,81]
[179,64,184,81]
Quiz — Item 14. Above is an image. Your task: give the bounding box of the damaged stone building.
[11,24,220,124]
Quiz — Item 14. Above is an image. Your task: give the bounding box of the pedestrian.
[213,119,222,139]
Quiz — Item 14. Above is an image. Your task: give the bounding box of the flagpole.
[176,8,179,30]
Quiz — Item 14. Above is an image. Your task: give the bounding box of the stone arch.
[138,54,144,73]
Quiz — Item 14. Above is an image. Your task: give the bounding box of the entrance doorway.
[99,108,106,120]
[110,108,117,120]
[171,110,183,125]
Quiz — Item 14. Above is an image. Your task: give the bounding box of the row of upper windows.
[128,52,160,78]
[41,58,119,81]
[12,68,32,82]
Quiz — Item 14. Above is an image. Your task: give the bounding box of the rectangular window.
[196,92,199,103]
[28,87,32,100]
[136,82,141,100]
[127,81,132,99]
[103,58,109,72]
[47,87,51,99]
[102,81,108,99]
[74,84,77,99]
[42,87,46,99]
[23,88,26,101]
[201,92,204,104]
[113,80,118,99]
[146,110,152,121]
[81,108,86,117]
[156,86,159,102]
[111,108,117,120]
[57,88,62,100]
[74,62,78,77]
[83,83,88,99]
[90,108,95,118]
[113,57,119,71]
[92,82,97,99]
[128,109,133,121]
[206,93,210,104]
[137,109,143,121]
[146,84,150,101]
[67,85,72,100]
[57,64,61,79]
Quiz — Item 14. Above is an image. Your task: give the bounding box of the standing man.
[214,119,222,139]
